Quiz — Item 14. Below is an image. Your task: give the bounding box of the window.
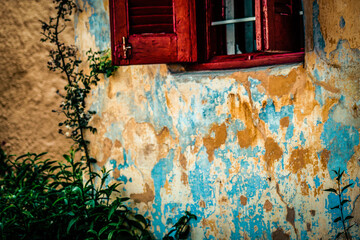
[109,0,304,70]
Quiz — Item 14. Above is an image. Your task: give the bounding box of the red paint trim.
[186,52,304,71]
[255,0,262,51]
[110,0,196,65]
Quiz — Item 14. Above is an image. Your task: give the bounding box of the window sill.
[186,51,304,71]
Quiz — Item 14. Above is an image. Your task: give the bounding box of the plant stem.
[338,179,350,240]
[53,3,95,193]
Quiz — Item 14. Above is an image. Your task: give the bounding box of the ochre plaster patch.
[280,116,290,128]
[318,0,360,56]
[240,195,247,206]
[264,200,273,212]
[264,137,283,171]
[130,183,155,203]
[203,122,227,162]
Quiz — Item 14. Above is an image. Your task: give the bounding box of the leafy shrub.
[0,149,152,239]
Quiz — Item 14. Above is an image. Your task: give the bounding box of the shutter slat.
[130,24,174,34]
[129,0,172,7]
[129,6,173,16]
[129,1,174,34]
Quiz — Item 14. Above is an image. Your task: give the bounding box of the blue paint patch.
[312,0,326,54]
[314,175,321,188]
[104,123,123,142]
[259,100,295,136]
[248,77,265,105]
[285,120,295,141]
[331,40,360,67]
[150,150,175,238]
[144,73,174,134]
[189,147,215,206]
[315,85,324,106]
[89,85,106,117]
[321,110,359,177]
[339,16,346,29]
[81,0,110,50]
[313,68,322,81]
[227,119,245,142]
[175,83,233,150]
[300,132,306,146]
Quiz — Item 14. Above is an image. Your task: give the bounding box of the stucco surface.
[76,0,360,239]
[0,0,73,158]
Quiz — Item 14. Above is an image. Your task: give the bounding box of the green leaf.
[108,230,116,240]
[107,206,116,221]
[341,183,354,193]
[67,217,78,234]
[344,215,354,221]
[334,217,341,222]
[346,224,355,230]
[99,225,109,237]
[63,154,71,163]
[335,232,343,239]
[330,205,340,210]
[341,199,350,205]
[336,170,344,181]
[134,214,148,227]
[324,188,337,193]
[128,219,145,230]
[87,229,98,236]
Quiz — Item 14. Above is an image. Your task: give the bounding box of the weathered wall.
[76,0,360,238]
[0,0,73,159]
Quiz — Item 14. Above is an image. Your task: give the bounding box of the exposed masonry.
[76,0,360,238]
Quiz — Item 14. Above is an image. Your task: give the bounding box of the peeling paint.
[76,0,360,238]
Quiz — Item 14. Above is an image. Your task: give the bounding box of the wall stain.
[181,172,188,185]
[203,122,227,162]
[321,98,339,122]
[264,137,283,171]
[310,210,316,216]
[301,180,310,196]
[307,223,312,232]
[179,153,187,170]
[228,93,264,148]
[272,228,290,240]
[264,199,273,212]
[130,183,155,203]
[320,149,331,170]
[288,148,311,177]
[280,116,290,128]
[240,195,247,206]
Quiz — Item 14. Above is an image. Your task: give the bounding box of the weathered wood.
[187,52,304,70]
[110,0,197,65]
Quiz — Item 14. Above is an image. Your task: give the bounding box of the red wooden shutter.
[262,0,303,52]
[110,0,197,65]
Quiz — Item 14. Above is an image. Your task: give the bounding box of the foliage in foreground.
[0,148,196,239]
[324,169,354,240]
[0,149,151,239]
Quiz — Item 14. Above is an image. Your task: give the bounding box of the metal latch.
[116,36,132,60]
[122,37,132,59]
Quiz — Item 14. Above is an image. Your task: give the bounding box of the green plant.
[324,169,354,240]
[0,149,153,239]
[163,212,197,240]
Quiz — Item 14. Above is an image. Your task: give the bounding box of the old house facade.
[75,0,359,239]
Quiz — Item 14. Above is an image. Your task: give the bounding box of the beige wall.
[0,0,73,159]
